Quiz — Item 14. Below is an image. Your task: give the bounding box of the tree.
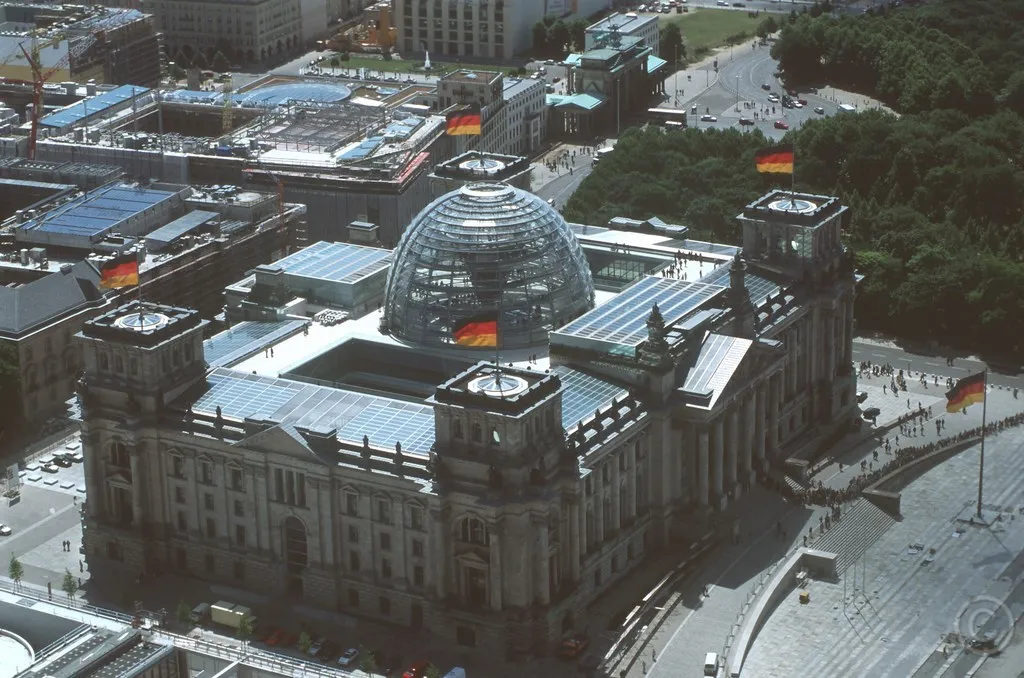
[8,555,23,590]
[568,19,588,53]
[660,23,684,65]
[61,569,77,601]
[236,615,253,644]
[168,63,186,81]
[329,56,341,68]
[176,600,193,626]
[212,50,230,73]
[0,342,22,442]
[297,631,312,654]
[340,51,351,61]
[424,665,442,678]
[548,20,571,55]
[359,647,378,673]
[532,21,549,55]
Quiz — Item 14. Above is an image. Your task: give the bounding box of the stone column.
[253,468,271,554]
[84,431,104,519]
[489,530,503,611]
[578,501,588,558]
[725,408,738,497]
[569,503,581,582]
[594,472,604,545]
[697,429,709,507]
[844,296,855,366]
[755,386,767,471]
[626,442,638,523]
[769,375,781,459]
[742,394,755,484]
[129,450,143,527]
[711,418,724,507]
[610,455,621,534]
[537,520,550,605]
[431,510,447,599]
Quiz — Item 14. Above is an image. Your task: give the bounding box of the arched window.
[453,419,463,439]
[459,516,488,545]
[110,441,129,467]
[471,423,482,443]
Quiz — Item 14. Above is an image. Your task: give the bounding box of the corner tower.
[77,301,208,574]
[427,363,582,657]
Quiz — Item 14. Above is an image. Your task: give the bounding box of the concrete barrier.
[862,437,980,516]
[725,548,837,677]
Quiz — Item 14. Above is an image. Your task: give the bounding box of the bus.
[647,107,688,127]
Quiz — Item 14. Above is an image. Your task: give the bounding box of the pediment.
[455,551,489,568]
[236,423,313,458]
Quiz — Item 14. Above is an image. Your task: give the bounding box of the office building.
[585,11,660,54]
[77,187,857,657]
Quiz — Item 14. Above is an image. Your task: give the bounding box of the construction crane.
[221,93,234,134]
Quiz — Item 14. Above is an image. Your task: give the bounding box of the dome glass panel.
[383,183,595,349]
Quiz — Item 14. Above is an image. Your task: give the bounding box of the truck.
[210,601,257,630]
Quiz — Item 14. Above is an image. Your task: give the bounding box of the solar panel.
[204,320,307,367]
[39,85,149,129]
[554,365,629,430]
[699,265,781,307]
[21,183,176,240]
[556,276,727,348]
[682,334,751,406]
[338,400,436,455]
[193,371,304,421]
[274,241,392,284]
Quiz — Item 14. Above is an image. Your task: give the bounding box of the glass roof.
[239,82,352,108]
[383,183,595,350]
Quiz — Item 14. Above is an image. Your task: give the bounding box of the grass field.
[662,9,763,56]
[323,54,520,76]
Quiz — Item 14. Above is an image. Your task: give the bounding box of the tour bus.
[647,107,688,127]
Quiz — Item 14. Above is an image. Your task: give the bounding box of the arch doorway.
[284,516,307,597]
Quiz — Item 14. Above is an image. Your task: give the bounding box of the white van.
[704,652,719,676]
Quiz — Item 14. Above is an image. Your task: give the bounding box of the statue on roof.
[729,250,756,339]
[639,303,672,369]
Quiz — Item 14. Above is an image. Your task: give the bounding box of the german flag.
[755,144,794,174]
[446,105,482,136]
[946,372,986,413]
[453,312,498,347]
[99,254,139,289]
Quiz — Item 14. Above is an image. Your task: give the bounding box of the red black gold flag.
[453,313,498,347]
[754,144,795,174]
[446,105,482,136]
[99,254,140,289]
[946,372,985,413]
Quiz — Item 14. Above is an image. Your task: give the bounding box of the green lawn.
[662,9,763,55]
[323,54,521,77]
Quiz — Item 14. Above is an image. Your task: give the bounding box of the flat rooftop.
[442,69,502,85]
[266,241,392,284]
[40,85,150,130]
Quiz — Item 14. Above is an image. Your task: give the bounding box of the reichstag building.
[77,183,858,657]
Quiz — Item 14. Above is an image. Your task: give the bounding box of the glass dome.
[383,182,595,349]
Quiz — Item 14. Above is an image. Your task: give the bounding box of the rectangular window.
[274,468,285,502]
[381,558,392,579]
[346,492,359,516]
[413,564,425,587]
[349,551,360,572]
[205,518,216,538]
[175,486,186,504]
[172,457,185,479]
[176,511,187,532]
[233,561,245,581]
[410,506,424,531]
[231,468,244,491]
[379,596,390,615]
[235,524,246,546]
[200,462,213,485]
[380,532,391,551]
[348,588,359,608]
[377,498,391,524]
[412,539,424,557]
[204,493,214,511]
[233,499,244,517]
[348,525,359,543]
[204,553,215,572]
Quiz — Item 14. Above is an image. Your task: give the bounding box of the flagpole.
[976,369,988,518]
[790,145,796,204]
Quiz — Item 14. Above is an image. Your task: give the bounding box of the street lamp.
[735,75,740,112]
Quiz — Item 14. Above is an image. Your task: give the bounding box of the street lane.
[851,340,1022,390]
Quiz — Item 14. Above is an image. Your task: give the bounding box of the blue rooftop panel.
[239,82,352,108]
[18,183,177,241]
[273,241,392,284]
[204,320,307,368]
[40,85,150,129]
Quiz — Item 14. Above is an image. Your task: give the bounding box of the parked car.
[307,636,326,657]
[54,455,73,468]
[761,83,771,91]
[265,629,284,646]
[402,659,430,678]
[767,93,779,102]
[797,97,808,105]
[857,391,869,403]
[558,634,589,660]
[316,641,339,662]
[700,114,717,122]
[863,407,881,420]
[42,463,59,473]
[337,647,359,667]
[814,106,825,114]
[0,524,12,536]
[774,120,789,130]
[739,117,754,126]
[258,625,279,643]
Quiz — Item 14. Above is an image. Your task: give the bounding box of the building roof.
[503,77,541,100]
[647,54,668,73]
[270,241,392,284]
[680,333,753,410]
[144,210,218,250]
[39,85,150,129]
[204,320,308,368]
[552,93,606,111]
[0,260,103,336]
[587,12,659,36]
[443,69,501,84]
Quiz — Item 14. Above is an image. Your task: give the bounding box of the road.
[851,339,1023,390]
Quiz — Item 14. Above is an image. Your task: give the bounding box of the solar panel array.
[203,320,307,367]
[20,184,176,239]
[190,369,436,456]
[699,265,782,307]
[275,241,392,284]
[554,365,629,430]
[40,85,150,129]
[240,83,352,108]
[556,276,726,347]
[682,334,750,399]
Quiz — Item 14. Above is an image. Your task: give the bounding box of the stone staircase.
[812,499,898,574]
